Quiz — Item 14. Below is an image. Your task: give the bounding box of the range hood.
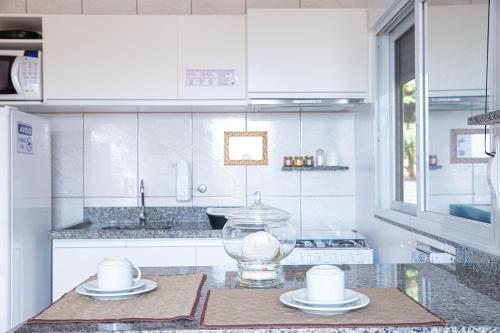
[249,98,365,112]
[429,96,486,112]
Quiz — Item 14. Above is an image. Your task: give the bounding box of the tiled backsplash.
[43,112,356,237]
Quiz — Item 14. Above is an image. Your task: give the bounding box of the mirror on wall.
[426,0,491,223]
[224,131,268,165]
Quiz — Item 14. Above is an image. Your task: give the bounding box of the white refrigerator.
[0,106,52,330]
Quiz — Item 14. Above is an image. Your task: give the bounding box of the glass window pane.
[426,0,491,223]
[402,79,416,204]
[394,27,416,205]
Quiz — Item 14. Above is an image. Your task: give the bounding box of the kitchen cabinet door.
[427,4,487,96]
[195,239,236,266]
[52,240,127,301]
[43,15,178,100]
[178,16,246,100]
[125,240,196,267]
[247,9,368,96]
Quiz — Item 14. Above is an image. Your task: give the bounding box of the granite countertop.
[13,264,500,333]
[50,221,222,239]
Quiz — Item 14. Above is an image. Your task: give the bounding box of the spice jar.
[294,156,304,167]
[304,156,315,167]
[283,156,294,167]
[429,155,438,166]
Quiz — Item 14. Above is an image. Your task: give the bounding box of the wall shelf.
[282,166,349,171]
[0,39,43,50]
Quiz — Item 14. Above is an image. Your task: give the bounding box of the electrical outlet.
[430,253,455,264]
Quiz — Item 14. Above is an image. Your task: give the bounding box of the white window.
[374,0,500,253]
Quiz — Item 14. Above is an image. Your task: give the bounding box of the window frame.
[373,0,500,254]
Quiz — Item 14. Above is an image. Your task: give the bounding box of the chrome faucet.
[139,179,146,225]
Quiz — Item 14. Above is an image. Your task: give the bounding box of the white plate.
[280,289,369,315]
[76,279,157,300]
[81,279,145,293]
[291,288,360,306]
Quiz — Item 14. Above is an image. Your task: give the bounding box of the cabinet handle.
[197,184,207,193]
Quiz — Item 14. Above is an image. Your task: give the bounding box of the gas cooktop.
[296,230,369,248]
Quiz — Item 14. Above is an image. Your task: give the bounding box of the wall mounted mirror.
[224,131,268,165]
[450,129,490,163]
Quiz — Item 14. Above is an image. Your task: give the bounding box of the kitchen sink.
[100,223,173,231]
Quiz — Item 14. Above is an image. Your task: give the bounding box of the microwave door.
[10,57,23,94]
[0,56,18,96]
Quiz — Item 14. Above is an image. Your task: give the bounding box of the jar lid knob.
[253,191,262,205]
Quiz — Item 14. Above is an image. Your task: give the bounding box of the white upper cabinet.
[427,4,487,96]
[43,15,178,101]
[178,16,246,100]
[247,9,368,97]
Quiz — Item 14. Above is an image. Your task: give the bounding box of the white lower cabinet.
[52,238,235,301]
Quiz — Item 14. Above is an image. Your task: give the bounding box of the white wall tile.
[138,113,192,200]
[0,0,26,13]
[247,113,300,196]
[247,0,299,9]
[145,197,192,207]
[42,114,83,197]
[138,0,190,14]
[27,0,82,14]
[52,198,83,229]
[83,0,137,14]
[84,114,137,198]
[193,196,245,207]
[301,196,356,236]
[192,0,245,14]
[301,112,356,196]
[473,164,490,203]
[260,195,301,237]
[193,113,246,204]
[84,197,138,207]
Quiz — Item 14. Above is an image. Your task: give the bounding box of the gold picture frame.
[224,131,268,166]
[450,128,489,164]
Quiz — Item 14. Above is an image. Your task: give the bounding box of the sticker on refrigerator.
[186,69,237,86]
[17,122,33,154]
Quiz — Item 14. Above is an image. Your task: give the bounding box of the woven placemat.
[200,288,445,328]
[29,274,206,323]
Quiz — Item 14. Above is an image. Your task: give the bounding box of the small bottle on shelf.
[315,149,325,167]
[293,156,304,167]
[304,156,315,167]
[283,156,294,167]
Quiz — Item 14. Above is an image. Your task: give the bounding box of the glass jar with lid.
[222,192,296,288]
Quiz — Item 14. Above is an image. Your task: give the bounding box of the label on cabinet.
[186,69,236,87]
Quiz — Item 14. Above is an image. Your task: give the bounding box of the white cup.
[97,257,141,290]
[326,152,340,166]
[306,265,345,302]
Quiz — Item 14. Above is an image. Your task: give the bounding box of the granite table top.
[50,221,222,239]
[12,264,500,333]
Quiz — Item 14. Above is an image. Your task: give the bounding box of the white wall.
[43,112,356,239]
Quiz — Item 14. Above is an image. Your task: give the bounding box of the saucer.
[280,289,369,315]
[291,288,360,306]
[76,279,157,300]
[81,279,145,293]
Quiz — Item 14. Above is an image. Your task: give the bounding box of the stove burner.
[295,239,367,248]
